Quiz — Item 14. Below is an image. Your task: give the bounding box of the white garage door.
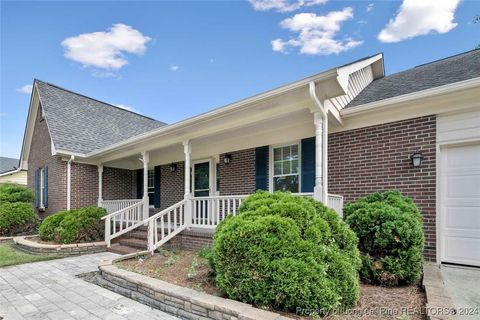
[441,143,480,266]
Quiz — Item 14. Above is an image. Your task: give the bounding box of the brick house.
[19,49,480,266]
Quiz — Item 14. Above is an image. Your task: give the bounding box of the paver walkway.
[0,252,179,320]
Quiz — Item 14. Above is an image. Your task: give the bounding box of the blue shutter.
[301,137,315,192]
[136,169,143,199]
[44,166,48,207]
[34,169,39,208]
[255,146,269,191]
[154,166,161,208]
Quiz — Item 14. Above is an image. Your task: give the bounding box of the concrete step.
[118,237,148,250]
[107,244,143,255]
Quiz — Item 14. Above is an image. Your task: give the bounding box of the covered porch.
[73,55,383,252]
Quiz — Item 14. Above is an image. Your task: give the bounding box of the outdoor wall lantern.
[170,163,177,172]
[224,154,232,164]
[410,150,423,168]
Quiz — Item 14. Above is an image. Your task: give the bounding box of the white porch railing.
[100,199,143,214]
[146,199,188,253]
[191,195,248,228]
[102,193,344,251]
[101,201,144,247]
[328,194,344,217]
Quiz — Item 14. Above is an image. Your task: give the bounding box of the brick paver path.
[0,252,179,320]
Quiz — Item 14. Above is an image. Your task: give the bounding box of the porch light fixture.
[170,163,177,172]
[410,150,423,168]
[224,154,232,164]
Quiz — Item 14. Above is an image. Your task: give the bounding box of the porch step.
[117,237,147,250]
[107,244,144,255]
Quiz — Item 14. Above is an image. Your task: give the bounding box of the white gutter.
[66,155,74,210]
[308,81,328,204]
[0,168,22,177]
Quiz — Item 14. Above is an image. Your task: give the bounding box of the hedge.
[0,202,38,236]
[0,183,34,204]
[211,191,360,313]
[38,206,106,244]
[344,190,424,286]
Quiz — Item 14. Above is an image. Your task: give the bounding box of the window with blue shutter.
[43,166,48,207]
[136,169,143,199]
[301,137,315,193]
[154,166,161,208]
[34,169,39,208]
[255,146,269,190]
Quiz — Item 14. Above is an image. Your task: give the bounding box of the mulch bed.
[116,249,426,320]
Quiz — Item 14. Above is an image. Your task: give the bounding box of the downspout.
[308,81,328,205]
[66,155,74,210]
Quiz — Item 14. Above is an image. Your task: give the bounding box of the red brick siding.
[27,104,67,218]
[165,230,213,250]
[219,148,257,196]
[160,162,185,210]
[103,167,137,200]
[328,115,437,260]
[70,163,98,209]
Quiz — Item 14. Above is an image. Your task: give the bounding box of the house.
[19,49,480,266]
[0,157,27,185]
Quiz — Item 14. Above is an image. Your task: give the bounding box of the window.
[35,166,48,209]
[40,167,45,207]
[148,169,154,206]
[272,144,299,193]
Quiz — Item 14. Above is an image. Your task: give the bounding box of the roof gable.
[347,49,480,108]
[35,80,166,154]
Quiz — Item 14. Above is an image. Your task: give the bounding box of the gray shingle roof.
[35,80,166,154]
[0,157,19,174]
[347,49,480,108]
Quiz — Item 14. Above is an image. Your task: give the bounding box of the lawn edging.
[422,262,457,320]
[0,236,15,244]
[98,252,292,320]
[13,235,106,256]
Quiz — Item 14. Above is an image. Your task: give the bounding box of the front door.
[193,161,211,224]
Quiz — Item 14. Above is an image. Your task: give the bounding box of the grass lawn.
[0,243,57,267]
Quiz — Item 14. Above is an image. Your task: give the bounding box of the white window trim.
[269,141,301,193]
[39,167,45,209]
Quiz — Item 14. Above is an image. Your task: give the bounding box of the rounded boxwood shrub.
[58,206,106,244]
[344,190,424,286]
[0,183,34,203]
[211,191,360,312]
[0,202,38,236]
[39,210,70,242]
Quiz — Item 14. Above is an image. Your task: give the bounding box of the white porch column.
[141,151,149,220]
[97,164,103,207]
[183,140,192,227]
[313,112,328,204]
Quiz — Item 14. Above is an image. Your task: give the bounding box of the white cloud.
[61,23,151,70]
[378,0,460,43]
[170,65,180,71]
[115,104,140,114]
[272,8,362,55]
[366,3,374,12]
[16,84,33,94]
[249,0,327,13]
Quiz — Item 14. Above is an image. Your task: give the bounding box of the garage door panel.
[445,206,480,230]
[444,236,480,266]
[441,143,480,267]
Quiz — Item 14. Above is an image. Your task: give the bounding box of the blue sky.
[1,0,478,158]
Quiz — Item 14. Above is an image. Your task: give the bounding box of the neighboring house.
[19,49,480,266]
[0,157,27,185]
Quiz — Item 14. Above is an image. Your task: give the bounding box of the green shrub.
[0,183,34,204]
[211,191,360,312]
[344,190,424,286]
[58,206,106,244]
[39,210,70,242]
[0,202,38,236]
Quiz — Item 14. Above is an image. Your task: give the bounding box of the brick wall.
[70,163,98,209]
[103,167,136,200]
[328,115,437,260]
[27,104,67,218]
[219,148,257,196]
[160,161,185,210]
